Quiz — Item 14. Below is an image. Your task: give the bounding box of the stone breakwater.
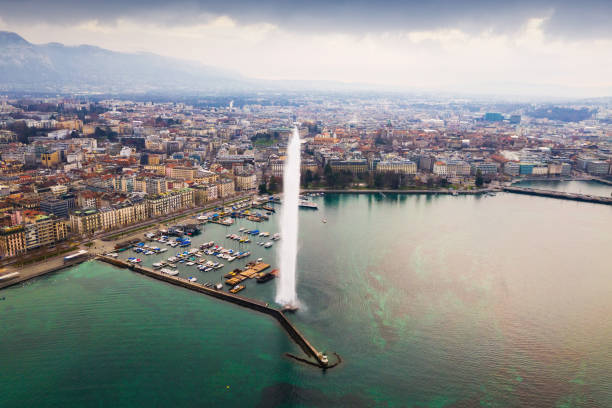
[97,255,337,369]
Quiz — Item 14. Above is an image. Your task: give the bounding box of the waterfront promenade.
[0,252,90,290]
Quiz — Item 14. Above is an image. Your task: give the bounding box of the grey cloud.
[0,0,611,39]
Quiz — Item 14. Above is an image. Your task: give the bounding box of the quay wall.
[301,188,493,195]
[97,256,327,366]
[503,186,612,205]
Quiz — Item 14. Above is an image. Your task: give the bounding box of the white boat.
[161,268,179,276]
[256,258,263,262]
[188,277,197,282]
[298,200,318,209]
[272,233,280,241]
[152,262,163,269]
[264,242,273,248]
[159,248,167,253]
[106,253,118,258]
[186,262,195,266]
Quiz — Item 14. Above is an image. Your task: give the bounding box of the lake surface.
[2,193,611,407]
[513,179,612,197]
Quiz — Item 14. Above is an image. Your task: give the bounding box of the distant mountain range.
[0,31,251,93]
[1,31,609,99]
[0,31,379,95]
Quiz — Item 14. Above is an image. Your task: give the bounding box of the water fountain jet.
[275,126,301,308]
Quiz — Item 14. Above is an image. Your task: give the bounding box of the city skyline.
[1,0,612,97]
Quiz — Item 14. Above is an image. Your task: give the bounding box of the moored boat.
[229,284,245,294]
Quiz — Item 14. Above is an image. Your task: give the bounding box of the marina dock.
[97,255,334,368]
[503,186,612,205]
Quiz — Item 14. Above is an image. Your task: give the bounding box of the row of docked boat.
[236,227,280,241]
[223,260,275,293]
[146,235,192,248]
[201,245,251,262]
[150,244,252,272]
[132,243,169,255]
[226,233,251,243]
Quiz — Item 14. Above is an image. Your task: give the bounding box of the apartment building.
[217,179,235,198]
[146,189,194,217]
[0,225,26,257]
[23,215,68,251]
[376,160,417,175]
[234,173,257,191]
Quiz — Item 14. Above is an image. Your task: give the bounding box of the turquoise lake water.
[1,191,611,407]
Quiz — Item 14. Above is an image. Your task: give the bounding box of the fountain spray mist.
[276,126,301,307]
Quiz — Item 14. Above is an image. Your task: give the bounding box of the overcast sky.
[1,0,611,97]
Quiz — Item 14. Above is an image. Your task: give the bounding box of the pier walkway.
[503,186,612,205]
[97,256,333,368]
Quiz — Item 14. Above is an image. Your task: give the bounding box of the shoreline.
[301,188,496,194]
[0,193,255,290]
[0,255,91,290]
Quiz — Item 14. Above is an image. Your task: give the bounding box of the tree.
[268,176,281,193]
[374,173,385,188]
[475,169,484,187]
[94,126,118,142]
[324,163,333,179]
[258,183,268,195]
[323,163,335,187]
[303,170,313,188]
[335,170,354,189]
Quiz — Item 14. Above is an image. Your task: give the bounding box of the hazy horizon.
[1,0,612,98]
